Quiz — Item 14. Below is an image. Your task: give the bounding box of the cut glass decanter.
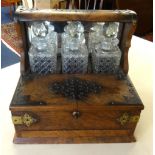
[61,22,88,73]
[90,22,121,74]
[28,21,57,74]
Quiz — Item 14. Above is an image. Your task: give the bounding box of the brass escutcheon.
[117,112,140,126]
[12,113,37,127]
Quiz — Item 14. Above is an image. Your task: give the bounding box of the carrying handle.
[15,7,137,22]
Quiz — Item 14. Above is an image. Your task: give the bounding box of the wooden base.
[10,74,143,144]
[13,130,136,144]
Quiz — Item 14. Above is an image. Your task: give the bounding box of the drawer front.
[12,110,141,131]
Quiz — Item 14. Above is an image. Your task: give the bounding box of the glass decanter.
[28,22,57,74]
[61,22,88,73]
[91,22,121,74]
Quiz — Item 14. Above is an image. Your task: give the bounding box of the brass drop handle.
[72,111,80,119]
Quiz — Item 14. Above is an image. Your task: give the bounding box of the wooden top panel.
[15,6,137,22]
[10,74,143,111]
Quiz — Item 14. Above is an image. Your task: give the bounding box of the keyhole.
[72,111,80,119]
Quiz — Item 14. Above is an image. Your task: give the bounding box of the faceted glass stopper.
[63,21,86,49]
[48,25,55,32]
[31,22,48,37]
[105,22,119,38]
[90,22,105,34]
[44,21,51,27]
[64,21,84,37]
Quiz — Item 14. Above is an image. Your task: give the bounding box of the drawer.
[12,109,141,131]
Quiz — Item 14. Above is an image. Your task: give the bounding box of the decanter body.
[28,22,57,74]
[90,22,122,74]
[61,22,88,73]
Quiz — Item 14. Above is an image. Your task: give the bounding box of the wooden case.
[10,7,144,144]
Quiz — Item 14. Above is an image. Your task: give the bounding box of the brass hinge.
[12,113,37,127]
[117,112,140,126]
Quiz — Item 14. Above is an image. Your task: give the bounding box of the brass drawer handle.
[12,113,37,127]
[117,112,140,126]
[72,111,80,119]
